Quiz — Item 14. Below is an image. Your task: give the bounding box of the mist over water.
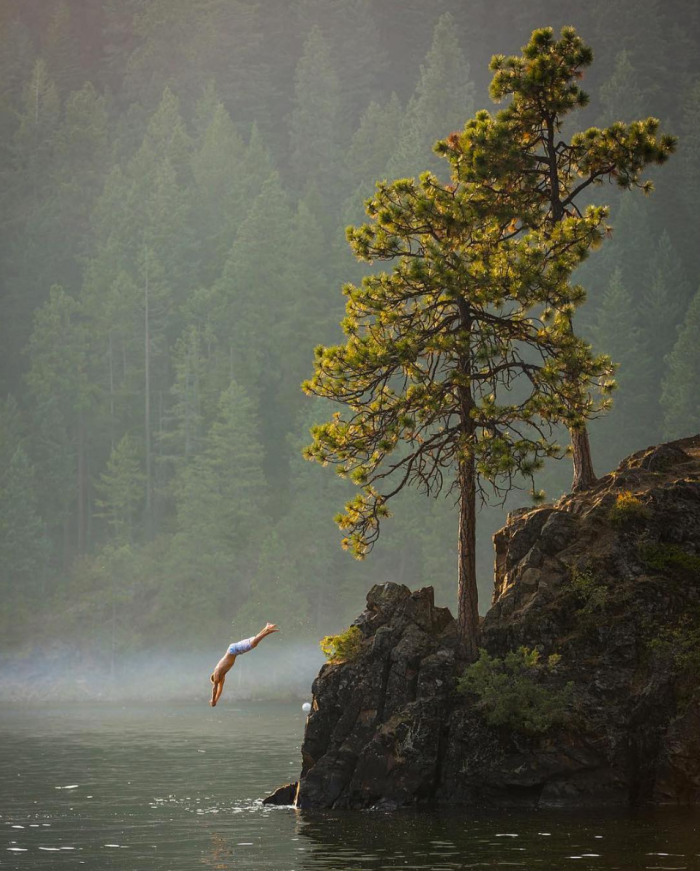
[0,644,324,704]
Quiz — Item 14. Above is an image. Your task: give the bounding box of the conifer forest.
[1,0,699,660]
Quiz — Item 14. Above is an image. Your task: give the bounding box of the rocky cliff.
[266,436,700,809]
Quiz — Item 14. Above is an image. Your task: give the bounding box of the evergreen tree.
[14,59,61,185]
[160,324,226,475]
[295,0,389,125]
[212,173,296,484]
[175,381,266,546]
[387,13,475,180]
[595,196,656,311]
[0,396,25,471]
[289,25,345,203]
[598,50,646,126]
[26,286,95,554]
[50,82,110,288]
[661,286,700,440]
[169,380,267,628]
[304,154,611,657]
[590,0,668,119]
[95,434,145,543]
[241,122,277,204]
[213,173,294,396]
[446,26,675,490]
[678,81,700,274]
[589,269,651,466]
[335,0,389,122]
[129,86,193,189]
[191,98,248,284]
[0,445,48,612]
[0,18,35,142]
[43,1,82,95]
[638,231,689,440]
[346,94,403,193]
[2,59,61,389]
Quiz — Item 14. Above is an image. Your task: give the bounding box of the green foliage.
[306,26,647,571]
[173,379,266,551]
[43,2,81,94]
[598,50,645,126]
[589,269,651,468]
[457,647,572,735]
[0,445,49,596]
[639,542,700,578]
[53,544,143,658]
[661,287,700,440]
[608,491,652,526]
[0,5,697,657]
[569,566,609,614]
[95,435,145,543]
[346,94,402,191]
[320,625,364,663]
[289,25,344,199]
[388,13,475,180]
[649,612,700,676]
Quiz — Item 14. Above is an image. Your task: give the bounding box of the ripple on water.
[2,703,700,870]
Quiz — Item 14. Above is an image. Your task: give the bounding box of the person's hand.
[265,623,279,633]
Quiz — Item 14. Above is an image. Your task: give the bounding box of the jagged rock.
[277,436,700,810]
[262,782,298,805]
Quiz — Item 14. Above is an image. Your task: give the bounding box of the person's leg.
[250,623,279,648]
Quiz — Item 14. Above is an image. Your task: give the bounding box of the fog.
[1,0,699,691]
[0,643,324,705]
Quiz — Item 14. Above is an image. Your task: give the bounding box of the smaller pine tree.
[95,434,145,544]
[661,287,700,440]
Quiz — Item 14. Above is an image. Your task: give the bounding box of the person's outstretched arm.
[210,674,225,706]
[214,674,225,705]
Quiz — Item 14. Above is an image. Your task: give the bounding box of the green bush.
[639,542,700,577]
[649,613,700,676]
[570,566,609,614]
[457,647,573,735]
[608,490,652,526]
[320,625,364,663]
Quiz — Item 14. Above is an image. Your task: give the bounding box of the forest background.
[1,0,699,663]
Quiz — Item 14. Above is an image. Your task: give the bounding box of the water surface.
[1,703,698,869]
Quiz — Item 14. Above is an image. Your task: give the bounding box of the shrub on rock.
[320,625,363,663]
[457,647,572,735]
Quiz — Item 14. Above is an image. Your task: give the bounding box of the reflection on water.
[1,703,699,870]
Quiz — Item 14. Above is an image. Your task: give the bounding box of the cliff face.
[269,436,700,810]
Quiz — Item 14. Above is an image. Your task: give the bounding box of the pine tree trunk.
[456,303,479,659]
[571,426,597,492]
[62,514,71,571]
[457,453,479,662]
[545,118,599,494]
[76,413,87,554]
[144,257,153,535]
[108,329,115,451]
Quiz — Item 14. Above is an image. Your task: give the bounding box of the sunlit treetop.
[435,26,677,226]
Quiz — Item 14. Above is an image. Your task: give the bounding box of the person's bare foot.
[210,699,216,707]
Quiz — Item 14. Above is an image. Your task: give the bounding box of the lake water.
[1,702,699,870]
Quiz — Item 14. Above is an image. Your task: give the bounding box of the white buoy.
[302,702,311,713]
